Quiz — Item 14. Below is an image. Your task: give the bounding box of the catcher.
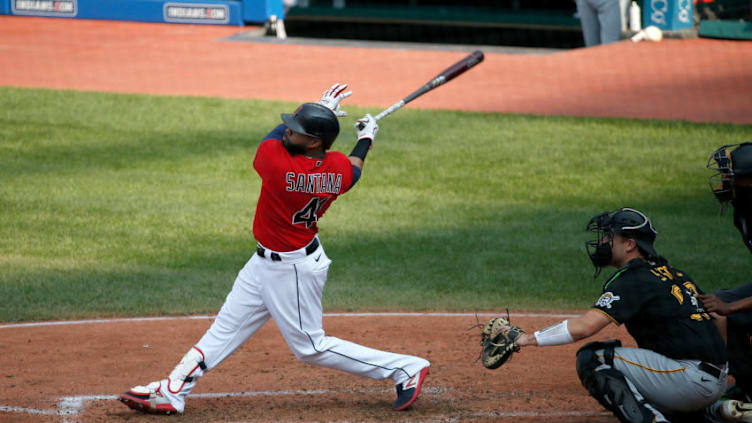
[481,208,728,423]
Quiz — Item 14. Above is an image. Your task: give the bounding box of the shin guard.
[167,346,207,394]
[576,341,665,423]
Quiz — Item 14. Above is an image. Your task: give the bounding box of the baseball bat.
[362,50,485,127]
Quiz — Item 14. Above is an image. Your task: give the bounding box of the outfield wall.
[0,0,286,25]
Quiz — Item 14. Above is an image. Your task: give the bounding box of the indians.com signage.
[164,3,229,23]
[645,0,693,30]
[10,0,229,24]
[12,0,76,16]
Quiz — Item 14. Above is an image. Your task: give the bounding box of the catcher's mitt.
[480,316,525,369]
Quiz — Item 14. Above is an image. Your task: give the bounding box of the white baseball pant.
[163,239,429,408]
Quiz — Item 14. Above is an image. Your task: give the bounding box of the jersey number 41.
[293,197,330,228]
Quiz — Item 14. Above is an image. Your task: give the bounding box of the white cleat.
[118,380,181,415]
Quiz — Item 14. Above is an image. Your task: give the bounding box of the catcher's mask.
[281,103,340,150]
[585,208,658,277]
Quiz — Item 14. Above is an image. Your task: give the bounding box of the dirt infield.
[0,313,637,422]
[0,15,749,423]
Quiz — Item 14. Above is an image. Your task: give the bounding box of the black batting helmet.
[281,103,340,148]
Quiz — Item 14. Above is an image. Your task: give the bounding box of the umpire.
[698,142,752,422]
[513,207,728,423]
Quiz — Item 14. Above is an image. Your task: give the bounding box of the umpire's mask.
[708,142,752,253]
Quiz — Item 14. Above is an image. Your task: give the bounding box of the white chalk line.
[0,387,608,422]
[0,405,59,415]
[0,312,579,330]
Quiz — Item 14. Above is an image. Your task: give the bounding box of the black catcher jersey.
[592,258,727,365]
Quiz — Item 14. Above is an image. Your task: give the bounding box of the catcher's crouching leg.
[575,341,666,423]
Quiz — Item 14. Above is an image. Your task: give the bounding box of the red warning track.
[1,16,751,124]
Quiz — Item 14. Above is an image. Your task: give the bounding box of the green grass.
[1,86,750,322]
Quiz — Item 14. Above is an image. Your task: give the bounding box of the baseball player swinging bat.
[358,50,484,128]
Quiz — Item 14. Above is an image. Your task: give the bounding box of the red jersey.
[253,135,354,251]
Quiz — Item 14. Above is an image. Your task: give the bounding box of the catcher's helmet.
[281,103,339,148]
[585,208,659,276]
[707,142,752,205]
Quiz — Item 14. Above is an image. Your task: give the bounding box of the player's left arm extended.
[348,114,378,169]
[348,155,365,171]
[347,114,379,187]
[517,309,613,348]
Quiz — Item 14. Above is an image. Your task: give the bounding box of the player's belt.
[257,238,320,262]
[698,362,723,379]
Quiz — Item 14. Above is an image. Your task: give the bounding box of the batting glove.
[355,114,378,141]
[318,82,352,117]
